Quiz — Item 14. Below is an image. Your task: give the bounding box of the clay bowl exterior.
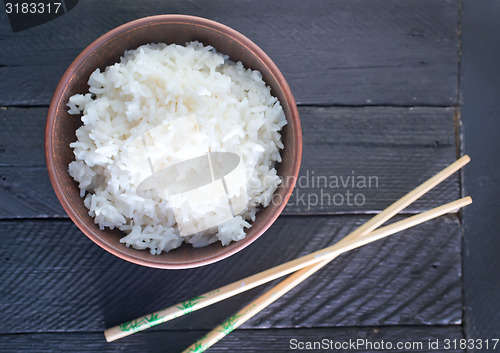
[46,15,302,269]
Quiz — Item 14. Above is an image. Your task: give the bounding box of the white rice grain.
[67,41,286,254]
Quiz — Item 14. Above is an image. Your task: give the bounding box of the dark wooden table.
[1,1,499,352]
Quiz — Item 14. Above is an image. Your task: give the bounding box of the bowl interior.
[47,16,301,269]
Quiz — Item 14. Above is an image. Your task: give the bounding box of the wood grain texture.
[286,106,459,214]
[0,0,466,349]
[0,215,461,333]
[0,167,63,218]
[0,107,46,167]
[461,0,500,344]
[0,0,458,106]
[0,106,459,218]
[0,326,465,353]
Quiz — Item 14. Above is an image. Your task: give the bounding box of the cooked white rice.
[67,41,286,254]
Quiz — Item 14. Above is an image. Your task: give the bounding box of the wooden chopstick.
[105,155,470,343]
[181,156,471,352]
[182,196,472,352]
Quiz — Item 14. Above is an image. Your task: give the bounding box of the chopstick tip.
[461,154,471,164]
[103,330,114,343]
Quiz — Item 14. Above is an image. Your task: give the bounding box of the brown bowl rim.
[45,14,302,269]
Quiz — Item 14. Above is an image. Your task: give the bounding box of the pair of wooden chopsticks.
[104,156,471,353]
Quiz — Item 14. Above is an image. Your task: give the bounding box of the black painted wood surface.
[0,327,465,353]
[461,0,500,351]
[0,106,459,217]
[0,0,458,106]
[0,216,462,333]
[0,0,473,352]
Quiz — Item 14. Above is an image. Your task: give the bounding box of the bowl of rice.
[46,15,302,269]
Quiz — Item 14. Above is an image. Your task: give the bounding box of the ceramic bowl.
[46,15,302,269]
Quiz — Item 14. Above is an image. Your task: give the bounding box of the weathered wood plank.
[0,107,48,167]
[461,0,500,343]
[0,106,459,218]
[0,0,458,106]
[0,167,63,218]
[0,215,461,333]
[0,326,465,353]
[0,107,46,167]
[287,106,459,214]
